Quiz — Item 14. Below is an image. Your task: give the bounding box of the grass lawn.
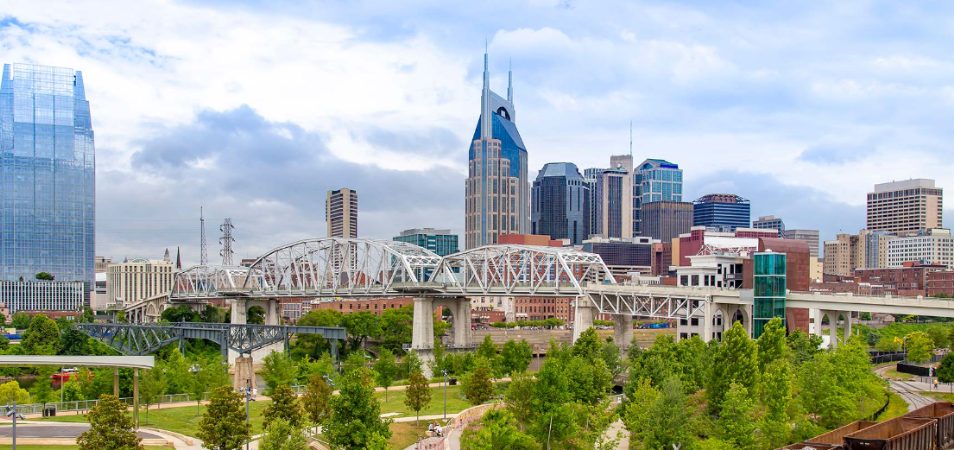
[880,392,910,420]
[376,383,507,418]
[389,422,430,449]
[0,447,172,449]
[44,400,272,438]
[882,367,915,381]
[922,391,954,402]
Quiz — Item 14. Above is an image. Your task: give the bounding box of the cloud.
[100,106,464,264]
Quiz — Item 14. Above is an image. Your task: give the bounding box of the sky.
[3,1,954,265]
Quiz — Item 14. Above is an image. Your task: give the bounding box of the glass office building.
[531,162,589,244]
[394,228,459,256]
[633,159,682,235]
[0,63,95,286]
[753,252,786,338]
[692,193,751,232]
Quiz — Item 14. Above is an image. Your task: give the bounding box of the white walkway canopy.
[0,355,154,369]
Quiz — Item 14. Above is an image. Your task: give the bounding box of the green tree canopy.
[301,373,332,428]
[261,351,300,394]
[404,367,431,424]
[462,357,496,406]
[500,339,533,375]
[77,394,143,450]
[372,347,397,400]
[757,317,789,371]
[196,386,251,450]
[939,352,954,383]
[905,331,934,363]
[718,383,758,450]
[264,384,304,429]
[247,305,266,324]
[0,380,29,405]
[325,364,391,449]
[340,312,382,350]
[707,321,758,414]
[22,314,59,355]
[10,311,31,329]
[35,271,54,280]
[160,305,200,323]
[461,409,537,450]
[260,417,308,450]
[139,367,168,424]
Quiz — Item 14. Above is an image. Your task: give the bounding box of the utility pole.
[219,218,235,266]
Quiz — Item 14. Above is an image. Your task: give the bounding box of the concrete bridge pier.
[573,297,596,342]
[227,297,284,380]
[452,298,473,348]
[612,314,633,350]
[411,297,436,377]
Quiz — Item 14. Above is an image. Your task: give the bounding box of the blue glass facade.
[633,159,682,236]
[531,162,589,244]
[0,63,95,286]
[692,194,750,231]
[394,229,459,256]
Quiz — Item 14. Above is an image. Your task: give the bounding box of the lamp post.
[442,369,448,421]
[6,401,25,450]
[245,378,251,450]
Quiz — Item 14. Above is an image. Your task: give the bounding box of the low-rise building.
[583,236,656,280]
[886,228,954,268]
[674,254,745,288]
[105,258,175,308]
[927,271,954,298]
[513,296,573,324]
[0,280,85,316]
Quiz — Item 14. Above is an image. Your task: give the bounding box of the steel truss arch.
[429,245,616,296]
[172,265,250,299]
[241,238,443,297]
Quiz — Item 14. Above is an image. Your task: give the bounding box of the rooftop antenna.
[200,207,208,266]
[629,120,633,158]
[219,218,235,266]
[507,58,513,102]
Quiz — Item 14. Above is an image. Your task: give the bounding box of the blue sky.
[3,1,953,263]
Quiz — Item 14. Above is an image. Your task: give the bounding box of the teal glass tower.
[0,63,95,286]
[753,252,787,338]
[634,158,683,235]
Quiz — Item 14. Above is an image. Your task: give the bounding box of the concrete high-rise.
[641,201,693,243]
[633,159,683,236]
[753,215,785,234]
[823,232,866,277]
[594,155,633,239]
[531,162,590,245]
[692,194,751,231]
[867,179,943,234]
[782,229,820,258]
[105,258,174,307]
[0,64,95,286]
[583,168,604,239]
[326,188,358,238]
[465,50,528,248]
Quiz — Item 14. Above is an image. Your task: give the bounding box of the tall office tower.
[641,201,693,243]
[753,215,785,234]
[584,168,604,238]
[692,194,751,231]
[782,229,820,258]
[867,179,943,234]
[465,50,528,248]
[394,228,460,256]
[863,230,895,269]
[595,155,633,239]
[0,63,95,287]
[823,232,866,277]
[531,162,590,244]
[633,159,683,236]
[326,188,358,238]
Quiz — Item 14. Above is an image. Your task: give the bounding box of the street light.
[6,401,26,450]
[245,378,251,450]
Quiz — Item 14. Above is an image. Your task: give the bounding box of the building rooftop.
[694,193,749,204]
[398,228,453,236]
[537,162,584,179]
[872,178,937,193]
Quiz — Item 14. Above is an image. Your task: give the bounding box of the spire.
[163,248,170,263]
[175,246,182,270]
[507,59,513,103]
[629,120,633,157]
[480,42,491,141]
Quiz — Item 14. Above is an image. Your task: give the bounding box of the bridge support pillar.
[573,297,595,342]
[843,311,853,344]
[612,314,633,350]
[411,297,435,377]
[808,308,822,336]
[233,355,254,391]
[453,298,472,348]
[821,310,838,349]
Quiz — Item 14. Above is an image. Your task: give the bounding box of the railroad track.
[889,379,935,411]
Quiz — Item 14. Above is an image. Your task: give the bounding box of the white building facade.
[886,229,954,268]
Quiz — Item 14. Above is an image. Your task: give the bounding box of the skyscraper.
[753,215,785,234]
[583,168,604,239]
[692,194,751,231]
[595,155,633,239]
[465,51,528,248]
[326,188,358,238]
[641,201,693,243]
[394,228,459,256]
[633,159,683,236]
[0,63,95,286]
[531,162,589,244]
[867,179,943,234]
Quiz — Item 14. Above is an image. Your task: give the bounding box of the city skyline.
[3,2,954,264]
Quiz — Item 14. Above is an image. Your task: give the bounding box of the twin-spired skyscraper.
[0,63,95,286]
[464,51,529,249]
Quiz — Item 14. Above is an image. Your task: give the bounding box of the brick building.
[927,271,954,297]
[513,296,573,323]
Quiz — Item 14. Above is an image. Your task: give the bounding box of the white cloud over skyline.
[2,0,953,264]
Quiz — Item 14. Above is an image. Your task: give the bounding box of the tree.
[325,364,391,449]
[571,327,603,363]
[646,378,695,450]
[261,351,299,394]
[905,331,934,363]
[462,357,495,405]
[378,306,413,353]
[11,312,32,330]
[247,305,266,324]
[200,305,227,323]
[0,312,6,326]
[77,394,144,450]
[260,417,308,450]
[81,306,95,323]
[301,373,332,431]
[404,367,431,424]
[197,386,251,450]
[761,359,794,448]
[139,368,168,424]
[476,335,499,365]
[939,352,954,383]
[757,317,788,371]
[504,371,535,428]
[162,348,193,395]
[161,305,200,323]
[340,312,382,350]
[264,384,304,429]
[500,339,533,375]
[22,314,59,355]
[372,347,397,400]
[30,367,55,406]
[718,382,757,450]
[191,357,230,414]
[35,271,54,280]
[461,409,537,450]
[707,321,758,414]
[787,330,823,364]
[0,380,30,405]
